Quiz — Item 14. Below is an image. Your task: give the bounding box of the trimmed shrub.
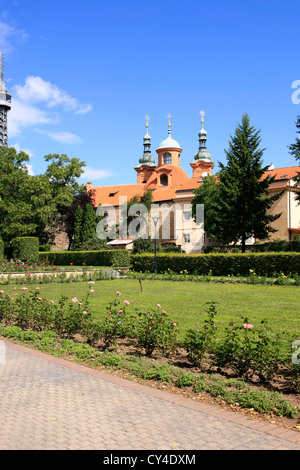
[12,237,39,262]
[130,252,300,276]
[39,249,131,267]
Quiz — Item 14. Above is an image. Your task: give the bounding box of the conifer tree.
[288,115,300,202]
[72,205,83,250]
[81,203,97,245]
[192,113,283,252]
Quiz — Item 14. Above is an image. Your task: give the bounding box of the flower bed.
[0,284,299,401]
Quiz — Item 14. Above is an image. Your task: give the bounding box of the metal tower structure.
[0,53,11,147]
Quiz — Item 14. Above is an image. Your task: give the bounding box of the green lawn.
[5,278,299,339]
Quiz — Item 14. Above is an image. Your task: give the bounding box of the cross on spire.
[145,114,150,128]
[200,110,205,128]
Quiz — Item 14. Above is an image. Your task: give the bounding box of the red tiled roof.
[92,183,144,207]
[90,165,300,207]
[264,166,300,180]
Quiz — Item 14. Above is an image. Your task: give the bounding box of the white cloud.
[13,76,92,114]
[8,76,92,140]
[9,98,55,136]
[0,20,28,54]
[34,129,82,144]
[80,166,114,180]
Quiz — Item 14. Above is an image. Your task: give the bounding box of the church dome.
[157,134,181,150]
[194,150,211,161]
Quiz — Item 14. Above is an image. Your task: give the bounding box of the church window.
[160,174,168,186]
[163,152,172,164]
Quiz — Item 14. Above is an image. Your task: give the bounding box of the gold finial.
[145,114,150,128]
[200,110,205,128]
[167,113,172,128]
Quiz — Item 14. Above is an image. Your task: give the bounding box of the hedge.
[12,237,39,262]
[130,252,300,277]
[39,250,131,267]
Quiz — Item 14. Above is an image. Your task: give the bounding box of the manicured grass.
[5,278,299,340]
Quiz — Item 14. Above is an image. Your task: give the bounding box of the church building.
[87,113,300,252]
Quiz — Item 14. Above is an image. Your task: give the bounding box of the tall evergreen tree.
[192,113,283,252]
[72,205,83,250]
[288,115,300,203]
[81,203,98,245]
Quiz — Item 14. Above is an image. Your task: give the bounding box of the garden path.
[1,340,300,452]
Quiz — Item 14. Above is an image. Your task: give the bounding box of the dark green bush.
[12,237,39,262]
[130,252,300,276]
[39,244,51,252]
[0,239,4,260]
[39,249,131,267]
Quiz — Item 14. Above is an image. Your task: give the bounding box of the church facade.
[87,114,300,252]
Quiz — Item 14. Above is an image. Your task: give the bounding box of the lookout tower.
[0,53,11,147]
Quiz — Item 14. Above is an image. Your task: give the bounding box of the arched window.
[160,174,168,186]
[163,152,172,164]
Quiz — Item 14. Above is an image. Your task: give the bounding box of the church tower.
[190,111,214,179]
[135,115,156,184]
[156,113,182,167]
[0,53,11,147]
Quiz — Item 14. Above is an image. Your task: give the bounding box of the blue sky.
[0,0,299,186]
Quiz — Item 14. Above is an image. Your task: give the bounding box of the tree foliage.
[0,147,86,247]
[81,203,98,245]
[192,113,283,252]
[72,205,84,250]
[288,115,300,202]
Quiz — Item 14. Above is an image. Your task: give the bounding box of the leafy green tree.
[44,153,86,208]
[192,113,283,252]
[0,148,87,248]
[288,115,300,202]
[0,147,54,244]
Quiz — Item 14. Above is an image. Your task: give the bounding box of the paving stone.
[1,340,300,451]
